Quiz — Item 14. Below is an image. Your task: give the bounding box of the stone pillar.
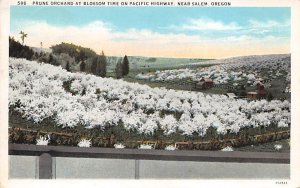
[39,153,52,179]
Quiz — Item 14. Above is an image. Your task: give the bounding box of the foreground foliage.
[9,58,290,141]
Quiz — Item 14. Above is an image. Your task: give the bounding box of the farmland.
[106,56,210,71]
[128,54,290,100]
[9,57,290,150]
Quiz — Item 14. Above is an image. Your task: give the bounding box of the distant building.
[247,82,268,99]
[195,78,214,90]
[256,82,265,90]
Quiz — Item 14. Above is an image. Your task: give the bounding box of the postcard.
[0,0,300,187]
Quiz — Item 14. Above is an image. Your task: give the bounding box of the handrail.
[9,144,289,164]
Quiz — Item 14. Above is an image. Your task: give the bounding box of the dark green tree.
[80,61,86,72]
[91,56,98,75]
[90,51,107,77]
[51,42,97,62]
[98,51,107,77]
[37,53,48,63]
[31,53,38,60]
[48,54,54,63]
[39,52,44,58]
[9,37,34,60]
[122,55,129,76]
[115,59,123,79]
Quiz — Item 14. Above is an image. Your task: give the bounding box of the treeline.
[90,51,107,78]
[9,37,130,78]
[9,37,34,60]
[50,42,129,78]
[9,37,73,66]
[115,55,129,79]
[9,37,54,64]
[50,42,97,62]
[50,42,107,77]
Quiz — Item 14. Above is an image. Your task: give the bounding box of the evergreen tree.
[98,51,107,78]
[9,36,34,60]
[115,59,123,79]
[34,52,39,58]
[90,51,107,77]
[122,55,129,76]
[31,53,38,60]
[37,53,46,63]
[80,61,86,72]
[48,54,54,63]
[78,49,86,61]
[91,56,98,75]
[95,56,102,76]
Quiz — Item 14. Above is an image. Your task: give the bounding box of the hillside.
[190,54,290,66]
[9,58,290,137]
[134,54,290,98]
[29,46,209,71]
[106,56,210,70]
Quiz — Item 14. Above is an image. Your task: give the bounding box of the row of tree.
[50,42,130,78]
[9,37,34,60]
[115,55,129,79]
[90,51,107,78]
[51,42,97,62]
[58,53,129,79]
[51,42,108,77]
[9,34,130,79]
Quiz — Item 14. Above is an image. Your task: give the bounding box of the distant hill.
[106,56,211,71]
[30,47,211,70]
[190,54,290,66]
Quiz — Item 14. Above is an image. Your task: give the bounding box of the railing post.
[39,153,52,179]
[135,159,139,179]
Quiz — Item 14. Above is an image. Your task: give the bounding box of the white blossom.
[114,143,126,149]
[77,139,91,147]
[139,144,153,149]
[221,146,234,151]
[274,144,283,151]
[36,135,50,146]
[9,58,291,137]
[165,145,177,151]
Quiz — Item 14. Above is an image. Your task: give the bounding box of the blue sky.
[10,6,290,58]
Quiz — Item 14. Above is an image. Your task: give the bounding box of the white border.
[1,0,299,187]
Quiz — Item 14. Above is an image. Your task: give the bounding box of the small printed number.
[17,1,26,5]
[275,181,287,184]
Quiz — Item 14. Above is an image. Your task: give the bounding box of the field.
[106,56,211,71]
[110,54,291,101]
[9,56,290,151]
